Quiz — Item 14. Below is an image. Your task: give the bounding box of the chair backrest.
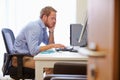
[2,28,15,54]
[1,28,15,76]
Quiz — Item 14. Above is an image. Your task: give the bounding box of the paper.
[40,49,55,54]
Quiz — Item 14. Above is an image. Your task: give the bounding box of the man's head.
[40,6,57,28]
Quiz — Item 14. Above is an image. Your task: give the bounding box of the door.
[87,0,119,80]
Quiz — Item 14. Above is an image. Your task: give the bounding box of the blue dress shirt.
[12,19,49,56]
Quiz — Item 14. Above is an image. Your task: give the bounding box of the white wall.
[76,0,88,24]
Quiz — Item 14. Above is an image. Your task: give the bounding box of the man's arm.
[48,31,54,44]
[39,27,65,52]
[40,44,65,52]
[48,27,55,44]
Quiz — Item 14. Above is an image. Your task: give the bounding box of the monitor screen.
[70,23,87,47]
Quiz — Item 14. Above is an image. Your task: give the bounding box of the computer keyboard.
[55,47,78,52]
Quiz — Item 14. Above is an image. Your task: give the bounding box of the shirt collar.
[38,18,46,29]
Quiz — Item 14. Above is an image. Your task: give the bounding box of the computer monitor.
[70,22,87,47]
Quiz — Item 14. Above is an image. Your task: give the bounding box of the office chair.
[1,28,35,80]
[44,62,87,80]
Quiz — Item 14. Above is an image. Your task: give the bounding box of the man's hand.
[48,27,55,33]
[40,44,65,52]
[52,44,65,49]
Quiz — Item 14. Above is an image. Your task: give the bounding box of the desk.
[34,51,88,80]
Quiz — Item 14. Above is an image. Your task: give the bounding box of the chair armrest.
[11,53,33,78]
[53,62,87,75]
[2,53,33,76]
[44,74,86,80]
[11,53,33,57]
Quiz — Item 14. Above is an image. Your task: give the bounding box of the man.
[12,6,65,74]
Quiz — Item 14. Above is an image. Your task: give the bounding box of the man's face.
[45,11,56,28]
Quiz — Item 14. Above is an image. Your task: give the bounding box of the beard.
[45,22,55,28]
